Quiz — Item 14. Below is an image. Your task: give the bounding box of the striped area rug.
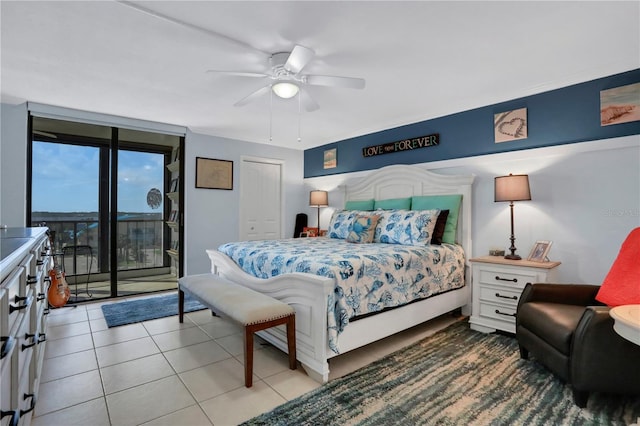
[243,320,640,425]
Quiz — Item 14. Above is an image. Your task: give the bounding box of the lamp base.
[504,254,522,260]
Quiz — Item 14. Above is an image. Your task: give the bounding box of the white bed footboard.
[206,249,335,382]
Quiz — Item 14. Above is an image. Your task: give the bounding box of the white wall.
[3,102,639,284]
[0,103,28,226]
[183,130,306,275]
[304,135,640,285]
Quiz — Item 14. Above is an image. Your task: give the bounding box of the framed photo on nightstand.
[527,240,552,262]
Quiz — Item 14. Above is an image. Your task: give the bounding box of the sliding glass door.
[29,116,182,302]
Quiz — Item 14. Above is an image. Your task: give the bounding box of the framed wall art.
[195,157,233,190]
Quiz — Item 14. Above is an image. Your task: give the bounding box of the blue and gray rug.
[102,292,206,327]
[243,320,640,425]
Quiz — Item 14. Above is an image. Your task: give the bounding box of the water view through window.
[32,141,166,274]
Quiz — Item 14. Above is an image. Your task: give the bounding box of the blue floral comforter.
[218,238,465,353]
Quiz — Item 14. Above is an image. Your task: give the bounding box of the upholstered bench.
[178,273,296,387]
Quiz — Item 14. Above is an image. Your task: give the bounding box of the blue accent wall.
[304,69,640,178]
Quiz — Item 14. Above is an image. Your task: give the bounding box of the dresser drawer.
[1,268,29,337]
[479,302,517,324]
[477,268,536,289]
[478,285,521,306]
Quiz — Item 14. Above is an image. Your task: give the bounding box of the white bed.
[207,164,475,383]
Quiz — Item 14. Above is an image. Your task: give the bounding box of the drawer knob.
[27,275,37,285]
[22,333,38,351]
[19,393,37,416]
[495,292,518,300]
[9,295,33,314]
[0,410,19,426]
[1,336,16,360]
[495,275,517,283]
[37,293,46,302]
[495,309,516,317]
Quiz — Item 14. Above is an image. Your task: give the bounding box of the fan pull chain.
[297,90,302,143]
[269,87,273,143]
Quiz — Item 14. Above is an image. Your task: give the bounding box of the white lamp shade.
[272,82,299,99]
[309,190,328,207]
[495,174,531,202]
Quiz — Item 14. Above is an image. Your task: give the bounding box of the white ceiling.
[2,1,638,150]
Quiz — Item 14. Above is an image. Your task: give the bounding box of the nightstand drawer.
[478,269,536,289]
[479,285,521,306]
[479,302,517,324]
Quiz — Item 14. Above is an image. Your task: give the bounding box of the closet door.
[240,159,282,241]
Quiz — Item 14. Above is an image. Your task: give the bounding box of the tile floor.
[32,293,459,426]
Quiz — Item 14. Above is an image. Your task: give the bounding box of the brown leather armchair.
[516,283,640,407]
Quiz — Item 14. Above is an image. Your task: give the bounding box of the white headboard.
[343,164,475,260]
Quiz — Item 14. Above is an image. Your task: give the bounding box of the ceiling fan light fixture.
[272,82,299,99]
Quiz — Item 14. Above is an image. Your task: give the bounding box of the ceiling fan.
[208,44,366,112]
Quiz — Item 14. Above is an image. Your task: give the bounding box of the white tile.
[92,322,149,347]
[151,326,211,352]
[142,314,196,335]
[35,370,104,417]
[32,397,110,426]
[184,309,218,325]
[237,345,291,379]
[263,368,321,400]
[163,340,231,373]
[87,307,105,320]
[40,349,98,383]
[199,380,287,425]
[89,317,108,332]
[198,318,244,339]
[140,405,213,426]
[95,336,159,367]
[101,353,175,395]
[46,321,92,340]
[44,333,94,358]
[215,332,266,356]
[106,376,196,426]
[179,357,248,402]
[46,306,88,326]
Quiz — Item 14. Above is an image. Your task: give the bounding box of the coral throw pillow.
[595,227,640,307]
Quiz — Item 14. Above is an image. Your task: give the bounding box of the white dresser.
[1,227,51,426]
[469,256,561,334]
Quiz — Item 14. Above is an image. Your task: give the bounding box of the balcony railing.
[39,218,167,276]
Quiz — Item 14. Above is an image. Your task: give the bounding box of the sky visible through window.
[32,141,164,213]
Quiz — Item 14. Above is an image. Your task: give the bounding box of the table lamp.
[495,174,531,260]
[309,190,328,231]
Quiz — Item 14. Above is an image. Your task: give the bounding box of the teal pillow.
[411,195,462,244]
[374,197,411,210]
[345,199,374,211]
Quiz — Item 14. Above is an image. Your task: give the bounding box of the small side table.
[610,304,640,346]
[469,256,561,334]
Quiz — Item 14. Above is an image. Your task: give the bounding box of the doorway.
[239,158,283,241]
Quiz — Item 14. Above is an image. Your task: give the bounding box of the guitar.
[48,264,70,308]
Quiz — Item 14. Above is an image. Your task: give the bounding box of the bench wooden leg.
[178,289,185,323]
[287,315,297,370]
[244,326,254,387]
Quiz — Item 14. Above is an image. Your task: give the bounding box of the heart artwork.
[498,118,526,137]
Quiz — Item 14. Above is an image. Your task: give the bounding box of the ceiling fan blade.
[207,70,269,78]
[300,89,320,112]
[234,85,272,107]
[284,45,315,74]
[305,75,366,90]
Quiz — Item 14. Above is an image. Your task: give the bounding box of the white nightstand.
[469,256,561,334]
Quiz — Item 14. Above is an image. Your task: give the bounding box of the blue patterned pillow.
[327,210,359,239]
[373,209,440,245]
[346,214,380,243]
